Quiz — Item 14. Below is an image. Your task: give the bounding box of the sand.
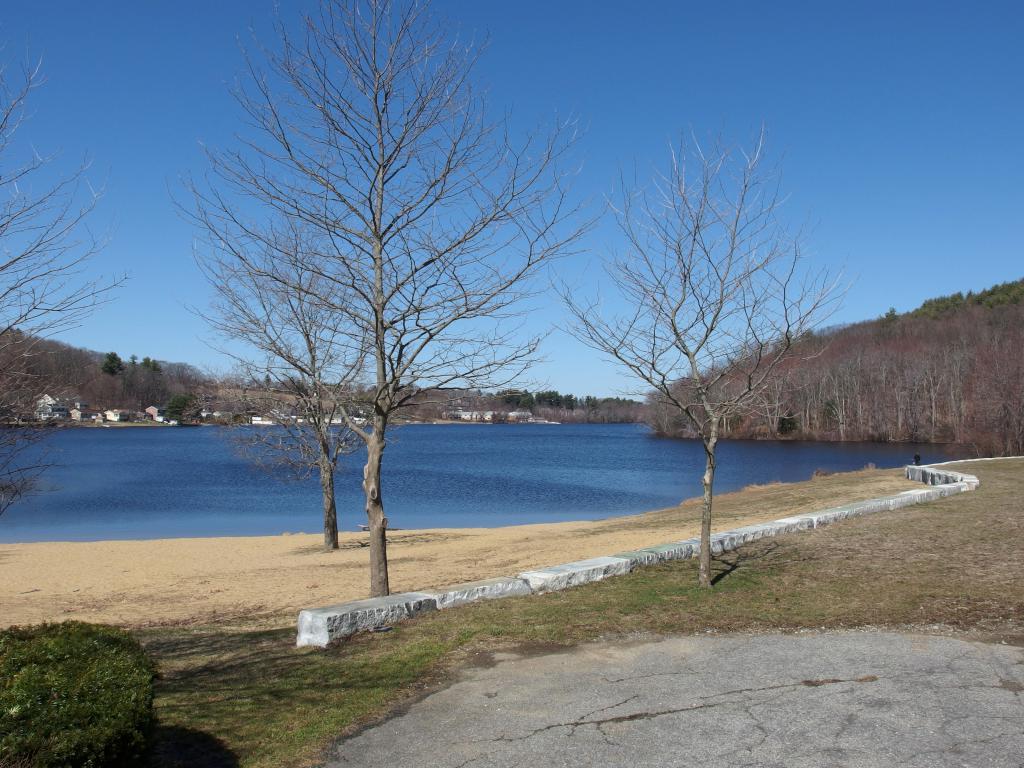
[0,468,916,629]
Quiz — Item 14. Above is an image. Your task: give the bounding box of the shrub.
[0,622,155,767]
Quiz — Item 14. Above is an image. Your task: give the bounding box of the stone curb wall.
[296,462,983,647]
[904,464,980,489]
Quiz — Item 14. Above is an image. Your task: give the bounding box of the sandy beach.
[0,468,916,629]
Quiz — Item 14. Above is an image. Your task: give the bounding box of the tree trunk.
[319,453,339,550]
[363,414,390,597]
[698,433,717,589]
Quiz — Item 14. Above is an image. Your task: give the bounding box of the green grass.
[143,459,1024,768]
[146,629,460,768]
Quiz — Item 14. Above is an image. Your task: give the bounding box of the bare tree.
[198,221,367,549]
[0,55,115,515]
[565,134,839,588]
[190,0,584,595]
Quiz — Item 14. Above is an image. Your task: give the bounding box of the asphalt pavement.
[324,631,1024,768]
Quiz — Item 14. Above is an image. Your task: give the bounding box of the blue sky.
[3,1,1022,397]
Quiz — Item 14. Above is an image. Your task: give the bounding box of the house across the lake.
[145,405,166,422]
[71,408,100,422]
[36,395,71,421]
[445,409,495,422]
[105,409,130,422]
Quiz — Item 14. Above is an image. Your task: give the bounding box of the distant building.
[145,406,165,422]
[104,409,130,422]
[70,408,100,422]
[36,395,70,421]
[507,410,533,422]
[446,409,495,422]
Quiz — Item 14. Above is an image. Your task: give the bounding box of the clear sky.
[3,1,1022,397]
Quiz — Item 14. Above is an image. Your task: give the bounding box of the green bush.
[0,622,155,767]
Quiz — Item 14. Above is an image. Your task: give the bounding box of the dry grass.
[142,459,1024,768]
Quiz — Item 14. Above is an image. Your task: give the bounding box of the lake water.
[0,424,963,542]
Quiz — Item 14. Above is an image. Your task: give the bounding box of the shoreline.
[0,467,920,630]
[9,419,971,449]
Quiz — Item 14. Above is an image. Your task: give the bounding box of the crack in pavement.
[325,634,1024,768]
[601,666,699,685]
[577,694,640,722]
[488,674,880,744]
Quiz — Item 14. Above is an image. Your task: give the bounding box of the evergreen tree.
[100,352,124,376]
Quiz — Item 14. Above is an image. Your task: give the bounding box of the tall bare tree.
[566,134,839,588]
[190,0,584,595]
[0,56,115,515]
[198,221,367,549]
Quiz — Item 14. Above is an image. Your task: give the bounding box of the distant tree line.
[494,389,646,423]
[647,281,1024,457]
[397,388,647,423]
[911,278,1024,317]
[2,338,214,416]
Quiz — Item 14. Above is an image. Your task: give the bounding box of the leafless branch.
[0,52,119,516]
[196,219,367,548]
[188,0,586,593]
[563,130,842,587]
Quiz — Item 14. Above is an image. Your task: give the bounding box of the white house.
[36,395,70,421]
[446,409,494,422]
[105,409,130,422]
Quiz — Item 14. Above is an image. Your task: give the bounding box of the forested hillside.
[648,278,1024,455]
[7,278,1022,448]
[1,335,214,414]
[428,389,646,423]
[1,334,645,424]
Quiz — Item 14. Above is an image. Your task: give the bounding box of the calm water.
[0,424,962,542]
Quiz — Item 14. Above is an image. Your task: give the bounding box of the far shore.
[25,417,570,429]
[0,467,918,630]
[19,420,971,450]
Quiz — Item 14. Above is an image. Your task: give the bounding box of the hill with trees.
[0,334,647,426]
[647,277,1024,456]
[0,335,214,417]
[7,277,1022,450]
[395,387,647,424]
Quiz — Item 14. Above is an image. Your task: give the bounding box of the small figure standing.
[913,454,922,466]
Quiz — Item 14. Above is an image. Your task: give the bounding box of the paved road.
[325,631,1024,768]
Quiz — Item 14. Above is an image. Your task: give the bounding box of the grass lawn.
[143,459,1024,768]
